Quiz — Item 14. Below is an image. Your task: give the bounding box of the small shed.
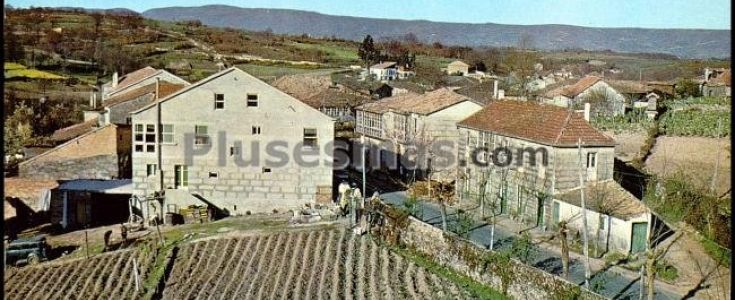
[54,179,133,230]
[447,60,470,76]
[552,180,655,254]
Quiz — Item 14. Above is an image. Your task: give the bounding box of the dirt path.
[659,229,731,299]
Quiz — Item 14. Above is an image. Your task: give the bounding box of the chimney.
[112,72,119,88]
[704,68,711,82]
[493,80,499,99]
[584,103,591,121]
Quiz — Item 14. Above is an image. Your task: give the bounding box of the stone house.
[101,66,189,100]
[369,61,398,81]
[271,75,371,122]
[456,100,616,228]
[355,88,484,180]
[447,60,470,76]
[700,68,731,97]
[129,67,334,218]
[87,82,186,126]
[552,180,655,254]
[19,124,132,180]
[541,76,627,117]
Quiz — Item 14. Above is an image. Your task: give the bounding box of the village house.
[446,60,470,76]
[456,101,616,228]
[271,74,371,121]
[552,179,656,254]
[18,124,132,180]
[101,66,189,100]
[355,88,484,180]
[541,75,645,117]
[700,68,731,97]
[86,82,187,126]
[129,67,335,219]
[369,61,398,81]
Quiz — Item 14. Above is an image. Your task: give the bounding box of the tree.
[675,78,701,98]
[358,35,379,70]
[4,25,24,62]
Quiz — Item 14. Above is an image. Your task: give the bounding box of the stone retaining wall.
[392,213,606,300]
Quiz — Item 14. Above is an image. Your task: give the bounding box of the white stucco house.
[369,61,398,81]
[129,67,335,219]
[552,179,656,254]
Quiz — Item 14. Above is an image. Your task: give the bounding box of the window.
[252,126,261,135]
[195,125,210,145]
[262,167,271,173]
[587,152,597,168]
[214,93,225,110]
[303,128,317,147]
[174,165,188,188]
[208,172,218,179]
[230,146,241,156]
[599,214,607,230]
[134,123,156,153]
[125,117,132,125]
[159,124,174,144]
[146,164,157,177]
[247,94,258,107]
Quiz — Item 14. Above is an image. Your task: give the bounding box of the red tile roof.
[708,69,731,87]
[561,76,601,97]
[458,100,615,147]
[50,119,98,142]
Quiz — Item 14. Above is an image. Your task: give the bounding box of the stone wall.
[392,213,605,300]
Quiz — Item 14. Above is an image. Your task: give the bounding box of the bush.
[659,109,730,137]
[655,260,679,282]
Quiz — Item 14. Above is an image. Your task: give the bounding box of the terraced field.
[162,228,476,299]
[3,247,156,300]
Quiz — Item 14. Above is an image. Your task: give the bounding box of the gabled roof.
[607,80,652,94]
[23,124,120,167]
[457,100,615,147]
[112,66,158,92]
[131,67,334,122]
[707,69,731,87]
[302,88,370,109]
[560,76,602,98]
[554,180,649,220]
[50,119,98,142]
[102,82,186,109]
[448,60,469,67]
[357,87,479,115]
[371,61,397,69]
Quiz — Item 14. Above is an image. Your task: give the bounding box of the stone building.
[541,76,627,117]
[700,68,731,97]
[456,100,616,229]
[130,67,334,218]
[19,124,132,180]
[446,60,470,76]
[101,66,189,100]
[355,87,484,180]
[86,82,186,126]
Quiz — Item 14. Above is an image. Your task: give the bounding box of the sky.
[7,0,732,30]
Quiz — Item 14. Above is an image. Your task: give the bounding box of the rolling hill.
[143,5,731,59]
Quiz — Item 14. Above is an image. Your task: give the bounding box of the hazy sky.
[7,0,732,30]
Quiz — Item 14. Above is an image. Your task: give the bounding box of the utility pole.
[156,77,164,221]
[361,134,367,205]
[710,118,722,193]
[577,138,591,288]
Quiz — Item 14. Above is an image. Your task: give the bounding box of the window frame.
[587,152,597,168]
[146,164,157,177]
[174,165,188,188]
[247,94,259,107]
[303,128,318,148]
[214,93,225,110]
[159,124,175,144]
[194,125,210,146]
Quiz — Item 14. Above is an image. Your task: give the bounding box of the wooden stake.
[85,230,90,259]
[577,138,591,288]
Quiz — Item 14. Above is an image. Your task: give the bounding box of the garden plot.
[162,228,475,299]
[3,247,156,300]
